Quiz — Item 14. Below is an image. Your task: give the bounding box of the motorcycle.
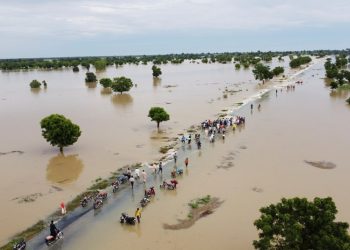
[171,168,183,178]
[80,195,93,208]
[95,192,107,200]
[144,186,155,197]
[13,239,26,250]
[93,198,103,209]
[45,230,63,246]
[111,181,120,193]
[160,180,178,190]
[140,197,150,207]
[120,213,136,225]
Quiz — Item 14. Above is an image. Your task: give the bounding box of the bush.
[85,72,97,82]
[72,66,79,72]
[29,80,41,88]
[347,97,350,105]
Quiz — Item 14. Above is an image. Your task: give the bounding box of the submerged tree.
[72,65,79,72]
[111,76,133,94]
[148,107,170,129]
[99,78,112,88]
[29,79,41,88]
[252,63,273,83]
[152,65,162,78]
[253,197,350,250]
[272,66,284,76]
[85,72,97,82]
[40,114,81,153]
[346,97,350,105]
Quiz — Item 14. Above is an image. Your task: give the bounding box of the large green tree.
[148,107,170,128]
[30,79,41,88]
[111,76,133,94]
[40,114,81,153]
[253,197,350,250]
[85,72,97,82]
[252,63,273,83]
[152,65,162,78]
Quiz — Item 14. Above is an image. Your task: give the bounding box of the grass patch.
[0,220,45,250]
[338,84,350,90]
[88,179,109,191]
[188,195,211,209]
[159,144,174,154]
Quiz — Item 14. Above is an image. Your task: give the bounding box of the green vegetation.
[29,79,41,88]
[99,78,112,88]
[253,197,350,250]
[72,65,79,72]
[110,76,133,94]
[40,114,81,153]
[0,220,45,250]
[152,65,162,78]
[272,66,284,76]
[188,195,211,209]
[235,63,241,70]
[324,56,350,104]
[85,72,97,82]
[289,55,312,68]
[252,63,273,83]
[0,50,343,71]
[93,59,107,71]
[347,97,350,105]
[148,107,170,128]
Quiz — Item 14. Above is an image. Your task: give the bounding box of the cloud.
[0,0,349,57]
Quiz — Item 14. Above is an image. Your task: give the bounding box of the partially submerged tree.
[252,63,273,83]
[253,197,350,250]
[93,59,107,71]
[29,79,41,88]
[72,66,79,72]
[111,76,133,94]
[99,78,112,88]
[346,97,350,105]
[272,66,284,76]
[40,114,81,153]
[148,107,170,129]
[152,65,162,78]
[85,72,97,82]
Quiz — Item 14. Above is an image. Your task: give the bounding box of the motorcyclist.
[50,221,58,238]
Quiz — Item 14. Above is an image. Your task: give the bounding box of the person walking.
[185,157,189,167]
[135,207,142,223]
[173,152,177,163]
[129,176,135,189]
[60,202,66,215]
[141,170,147,184]
[158,161,163,174]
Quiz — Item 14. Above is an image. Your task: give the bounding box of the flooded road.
[0,58,292,243]
[23,60,350,249]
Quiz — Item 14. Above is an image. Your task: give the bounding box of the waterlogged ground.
[24,59,350,250]
[0,58,293,244]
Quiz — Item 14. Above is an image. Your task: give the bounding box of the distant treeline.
[0,49,348,71]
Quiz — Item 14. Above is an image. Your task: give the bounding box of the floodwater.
[0,58,292,244]
[27,59,350,250]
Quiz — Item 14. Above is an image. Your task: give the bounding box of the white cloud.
[0,0,349,40]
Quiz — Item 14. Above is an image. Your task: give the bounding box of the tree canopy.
[111,76,133,94]
[40,114,81,153]
[29,79,41,88]
[252,63,273,82]
[85,72,97,82]
[93,59,107,71]
[72,65,79,72]
[99,78,112,88]
[253,197,350,250]
[152,65,162,78]
[272,66,284,76]
[289,56,312,68]
[148,107,170,128]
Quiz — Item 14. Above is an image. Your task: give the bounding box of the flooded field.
[21,58,350,250]
[0,58,293,244]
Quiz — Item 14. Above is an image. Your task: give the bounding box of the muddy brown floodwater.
[28,58,349,250]
[0,58,292,244]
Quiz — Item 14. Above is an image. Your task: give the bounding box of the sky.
[0,0,350,58]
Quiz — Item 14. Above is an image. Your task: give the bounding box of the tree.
[40,114,81,153]
[85,72,97,82]
[72,66,79,72]
[235,63,241,70]
[290,56,312,68]
[152,65,162,78]
[253,197,350,250]
[93,59,107,71]
[346,97,350,105]
[99,78,112,88]
[272,66,284,76]
[148,107,170,128]
[111,76,133,94]
[252,63,273,83]
[30,79,41,88]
